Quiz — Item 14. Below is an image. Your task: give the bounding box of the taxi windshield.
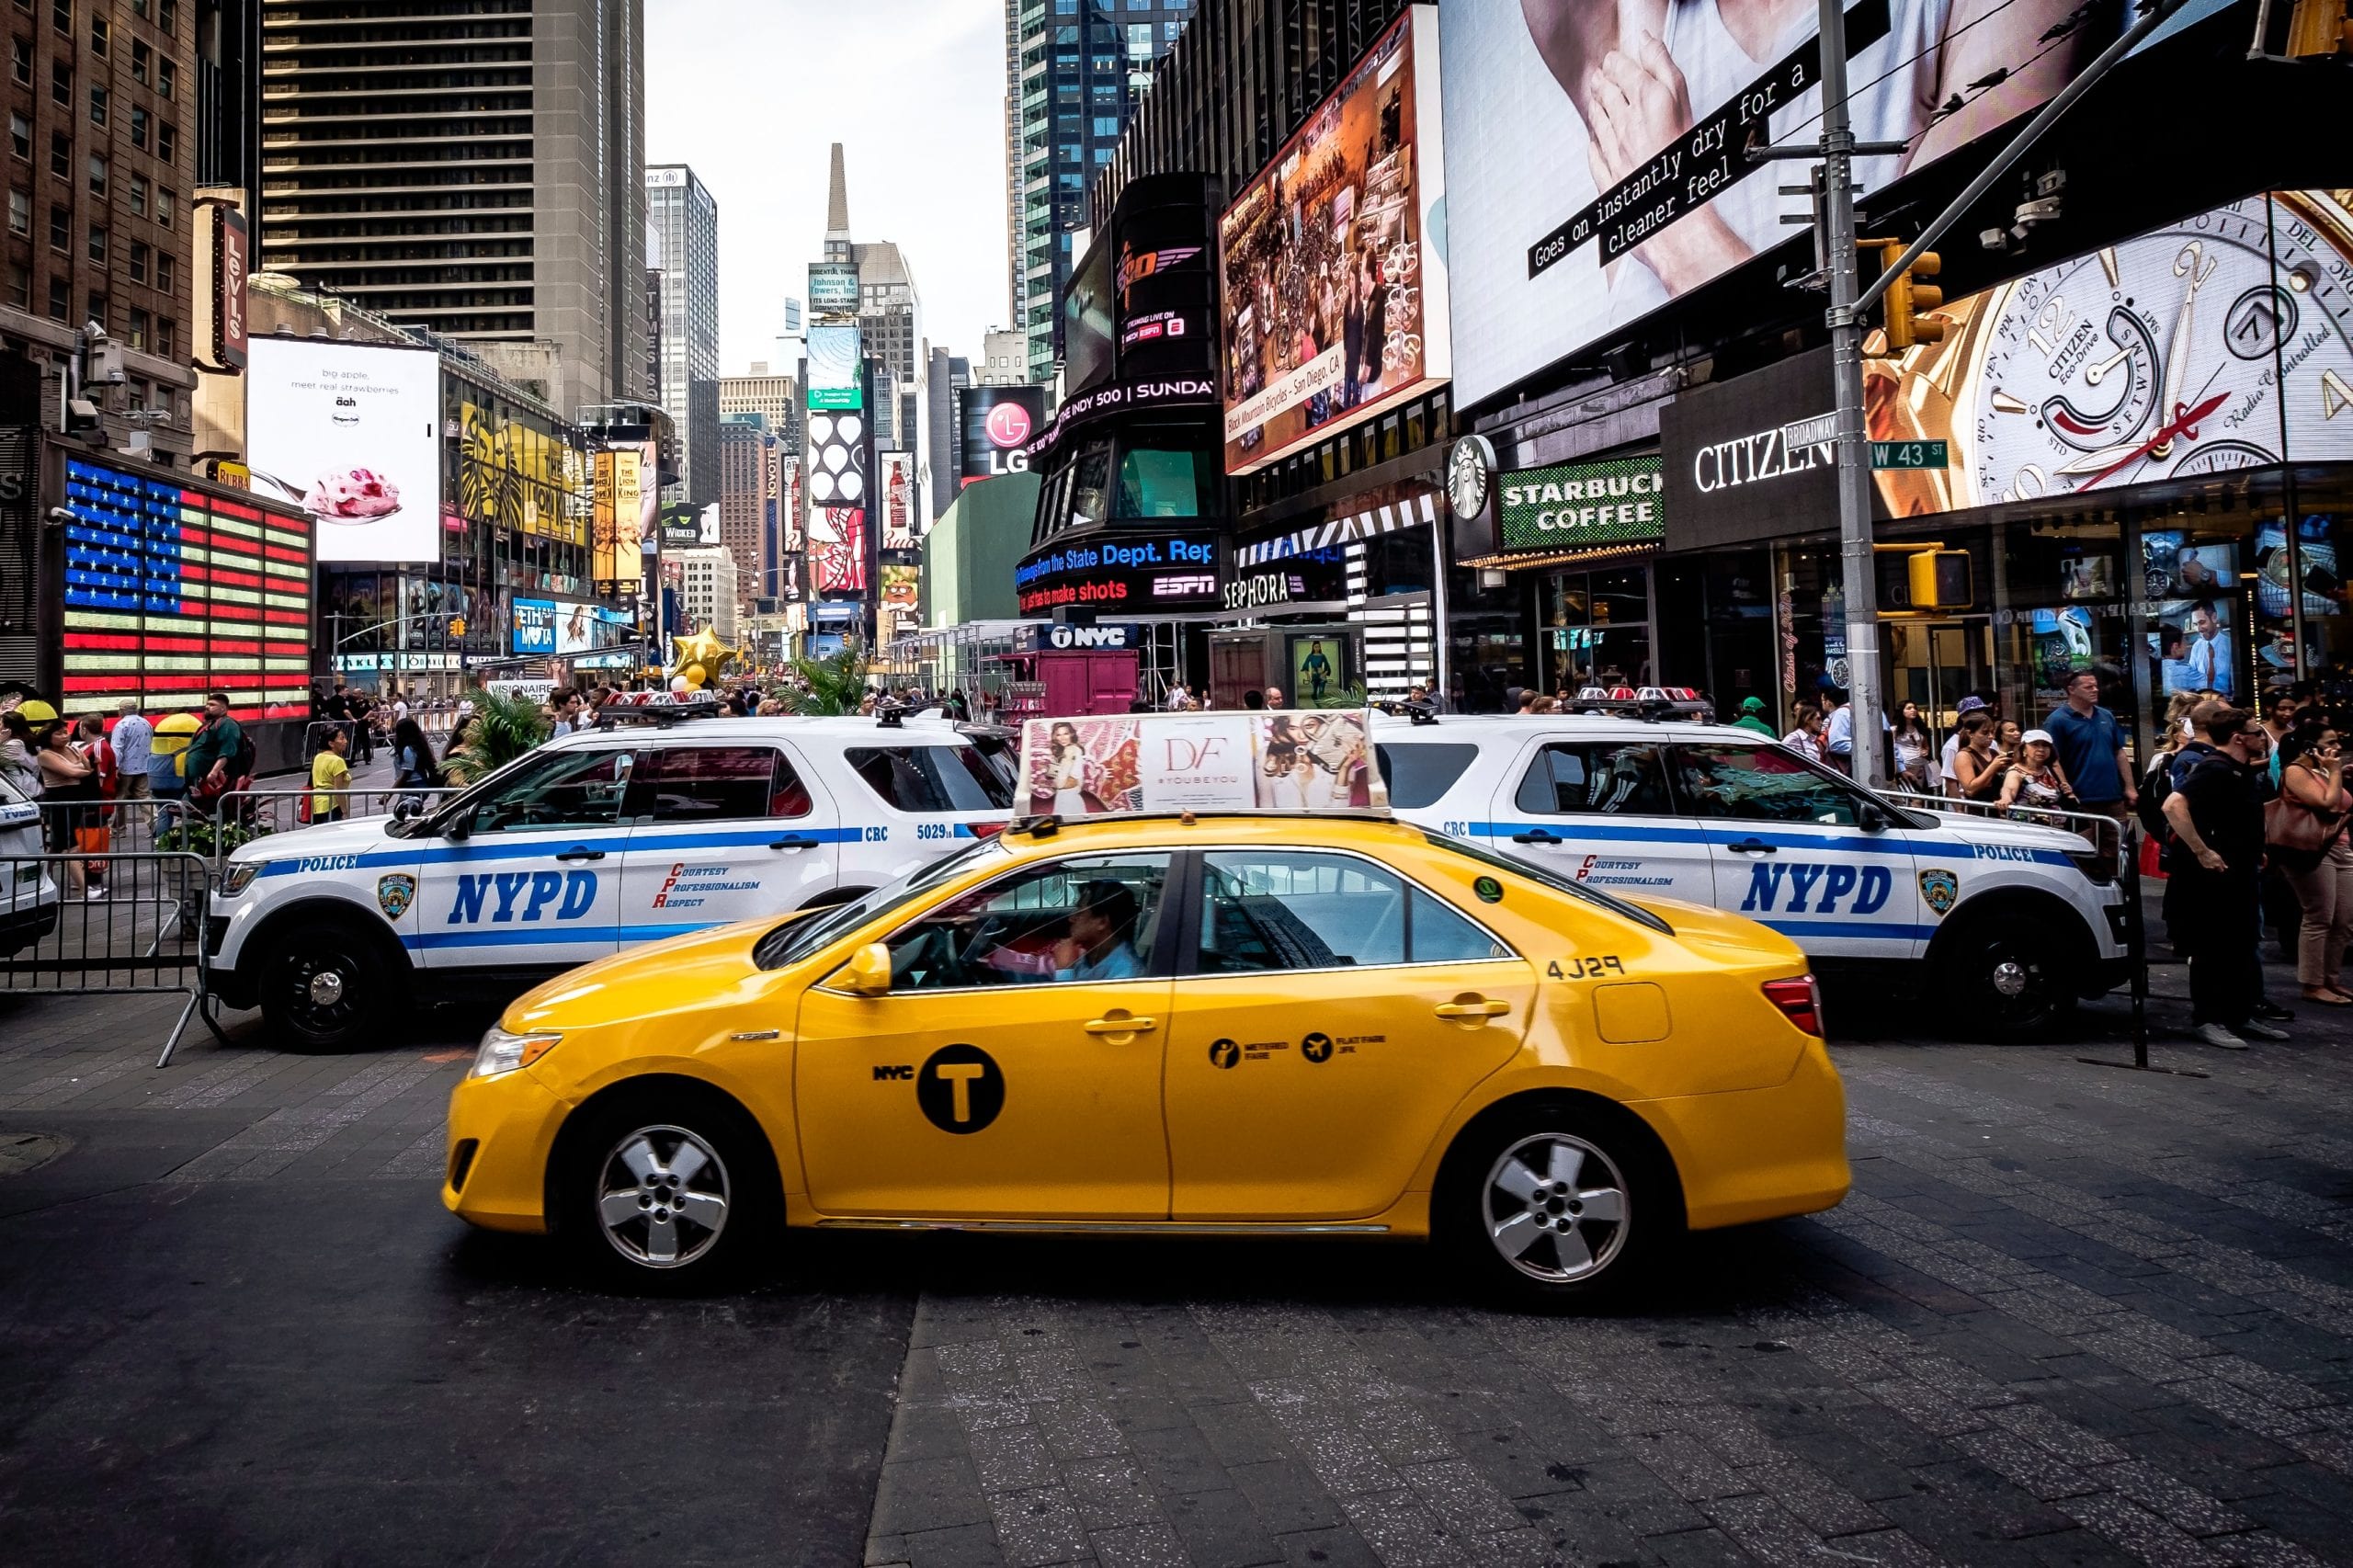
[754,836,1006,970]
[1422,831,1674,935]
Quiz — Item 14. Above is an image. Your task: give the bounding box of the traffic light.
[1881,243,1944,352]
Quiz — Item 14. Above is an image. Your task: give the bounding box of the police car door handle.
[1510,828,1562,845]
[1725,838,1778,855]
[554,847,606,862]
[1083,1013,1156,1035]
[768,835,816,850]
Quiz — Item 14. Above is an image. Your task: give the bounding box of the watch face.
[1965,194,2353,506]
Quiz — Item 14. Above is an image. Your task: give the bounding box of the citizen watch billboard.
[957,386,1048,488]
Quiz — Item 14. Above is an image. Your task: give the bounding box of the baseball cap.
[1739,697,1766,713]
[2020,728,2054,748]
[1956,696,1987,714]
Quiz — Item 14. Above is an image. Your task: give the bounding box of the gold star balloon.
[668,627,737,685]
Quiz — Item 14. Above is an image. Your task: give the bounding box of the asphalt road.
[3,963,2352,1567]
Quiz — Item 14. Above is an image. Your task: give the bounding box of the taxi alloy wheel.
[594,1123,733,1271]
[1483,1133,1630,1286]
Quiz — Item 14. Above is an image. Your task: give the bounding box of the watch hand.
[2155,244,2218,451]
[2076,392,2228,491]
[2083,345,2133,386]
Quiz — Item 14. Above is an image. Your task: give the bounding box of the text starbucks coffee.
[1504,467,1660,533]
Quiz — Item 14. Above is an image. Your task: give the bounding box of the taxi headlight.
[219,862,261,897]
[472,1027,562,1079]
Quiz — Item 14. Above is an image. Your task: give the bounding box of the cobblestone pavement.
[2,967,2350,1567]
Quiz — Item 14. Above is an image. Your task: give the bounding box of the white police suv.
[206,709,1017,1049]
[1372,705,2130,1034]
[0,770,62,958]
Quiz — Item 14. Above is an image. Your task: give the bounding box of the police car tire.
[563,1085,778,1292]
[256,920,404,1052]
[1439,1100,1676,1310]
[1935,911,2072,1038]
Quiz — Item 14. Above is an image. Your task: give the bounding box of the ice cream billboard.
[1218,6,1449,476]
[1018,711,1382,817]
[246,338,443,563]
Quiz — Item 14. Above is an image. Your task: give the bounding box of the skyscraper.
[824,147,924,513]
[256,0,648,416]
[1004,0,1196,383]
[646,164,719,507]
[926,347,971,522]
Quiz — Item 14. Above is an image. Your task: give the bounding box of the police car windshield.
[1422,831,1674,935]
[755,836,1007,970]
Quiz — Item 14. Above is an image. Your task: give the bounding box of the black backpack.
[2135,749,2174,841]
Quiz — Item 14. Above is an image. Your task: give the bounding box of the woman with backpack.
[392,716,442,812]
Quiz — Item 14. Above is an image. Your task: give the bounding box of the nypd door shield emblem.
[377,873,416,920]
[1917,869,1959,916]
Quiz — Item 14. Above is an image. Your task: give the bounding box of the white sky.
[646,0,1012,375]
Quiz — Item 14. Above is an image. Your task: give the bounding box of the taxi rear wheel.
[563,1089,774,1290]
[1442,1104,1669,1308]
[257,922,404,1051]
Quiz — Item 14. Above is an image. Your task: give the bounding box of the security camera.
[44,506,74,526]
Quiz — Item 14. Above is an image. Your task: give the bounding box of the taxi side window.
[629,745,810,823]
[1514,743,1675,816]
[845,745,1017,813]
[1672,743,1869,825]
[1196,851,1508,974]
[880,852,1169,992]
[465,748,632,835]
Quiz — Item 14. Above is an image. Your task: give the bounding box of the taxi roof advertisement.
[1019,711,1384,817]
[1218,5,1449,477]
[1438,0,2102,409]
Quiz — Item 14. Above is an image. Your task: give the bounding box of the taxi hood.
[1627,895,1808,965]
[505,917,778,1033]
[228,814,413,864]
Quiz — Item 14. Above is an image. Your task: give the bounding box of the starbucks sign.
[1498,455,1664,552]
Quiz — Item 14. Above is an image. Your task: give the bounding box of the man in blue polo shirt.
[2043,668,2136,818]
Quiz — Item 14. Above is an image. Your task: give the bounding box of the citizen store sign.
[1660,348,1884,550]
[1014,530,1223,616]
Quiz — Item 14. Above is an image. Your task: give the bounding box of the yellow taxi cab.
[442,811,1849,1304]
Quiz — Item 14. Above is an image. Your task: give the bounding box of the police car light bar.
[592,693,722,727]
[1017,709,1390,820]
[1570,686,1716,722]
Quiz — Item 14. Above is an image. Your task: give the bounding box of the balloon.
[669,675,690,695]
[683,664,708,689]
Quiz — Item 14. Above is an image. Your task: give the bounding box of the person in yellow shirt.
[311,726,351,823]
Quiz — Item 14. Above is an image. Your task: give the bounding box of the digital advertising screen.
[1014,530,1223,618]
[1440,0,2095,409]
[1063,238,1117,395]
[2140,531,2238,598]
[2255,517,2341,619]
[2145,598,2239,699]
[245,337,443,564]
[1114,199,1211,380]
[957,386,1046,487]
[880,451,916,551]
[810,506,868,596]
[807,262,859,313]
[805,324,864,412]
[1219,6,1449,476]
[59,457,316,722]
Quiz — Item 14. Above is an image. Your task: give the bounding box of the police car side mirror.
[835,942,892,996]
[441,809,473,842]
[1858,802,1890,833]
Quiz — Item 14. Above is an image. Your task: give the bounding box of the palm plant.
[775,644,870,716]
[441,687,551,784]
[1307,684,1369,710]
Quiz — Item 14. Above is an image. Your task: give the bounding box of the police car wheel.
[565,1091,773,1290]
[258,926,398,1051]
[1939,915,2070,1037]
[1444,1105,1668,1307]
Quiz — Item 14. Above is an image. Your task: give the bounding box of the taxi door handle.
[1510,828,1562,846]
[1435,997,1510,1020]
[1724,838,1777,855]
[1084,1014,1157,1035]
[555,847,605,863]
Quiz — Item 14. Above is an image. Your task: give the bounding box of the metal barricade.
[1889,788,2127,869]
[0,849,227,1066]
[201,784,460,877]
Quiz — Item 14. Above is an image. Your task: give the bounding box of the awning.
[1457,540,1660,572]
[1235,490,1440,569]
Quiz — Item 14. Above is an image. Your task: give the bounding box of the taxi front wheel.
[1441,1104,1673,1308]
[563,1089,777,1290]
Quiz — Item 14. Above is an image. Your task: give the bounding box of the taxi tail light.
[1762,976,1824,1037]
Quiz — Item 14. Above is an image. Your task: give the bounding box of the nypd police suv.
[206,708,1017,1050]
[1372,698,2129,1034]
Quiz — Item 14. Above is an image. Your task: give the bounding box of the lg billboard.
[245,338,443,564]
[956,386,1047,488]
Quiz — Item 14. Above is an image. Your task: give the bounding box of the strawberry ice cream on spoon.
[302,467,401,520]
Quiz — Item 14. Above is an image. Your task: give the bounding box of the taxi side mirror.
[835,942,893,996]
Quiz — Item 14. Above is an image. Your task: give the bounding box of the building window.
[5,260,25,309]
[86,290,104,329]
[129,107,145,148]
[154,314,171,355]
[87,84,105,125]
[45,274,64,320]
[158,0,174,31]
[50,0,66,34]
[6,188,25,235]
[85,12,100,52]
[50,58,65,104]
[126,306,144,348]
[152,185,167,224]
[9,34,26,85]
[153,250,169,290]
[127,173,142,213]
[155,58,172,98]
[127,237,143,281]
[8,111,24,160]
[47,200,63,247]
[47,130,63,178]
[88,153,104,196]
[130,0,142,15]
[130,37,145,83]
[155,121,171,165]
[85,222,99,261]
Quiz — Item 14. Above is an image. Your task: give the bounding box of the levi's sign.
[1499,456,1664,552]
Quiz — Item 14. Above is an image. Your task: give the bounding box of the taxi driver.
[1053,880,1143,983]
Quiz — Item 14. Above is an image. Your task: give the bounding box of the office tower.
[977,328,1029,386]
[646,163,719,506]
[926,347,970,521]
[256,0,647,416]
[720,369,800,450]
[1004,0,1195,383]
[824,146,924,509]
